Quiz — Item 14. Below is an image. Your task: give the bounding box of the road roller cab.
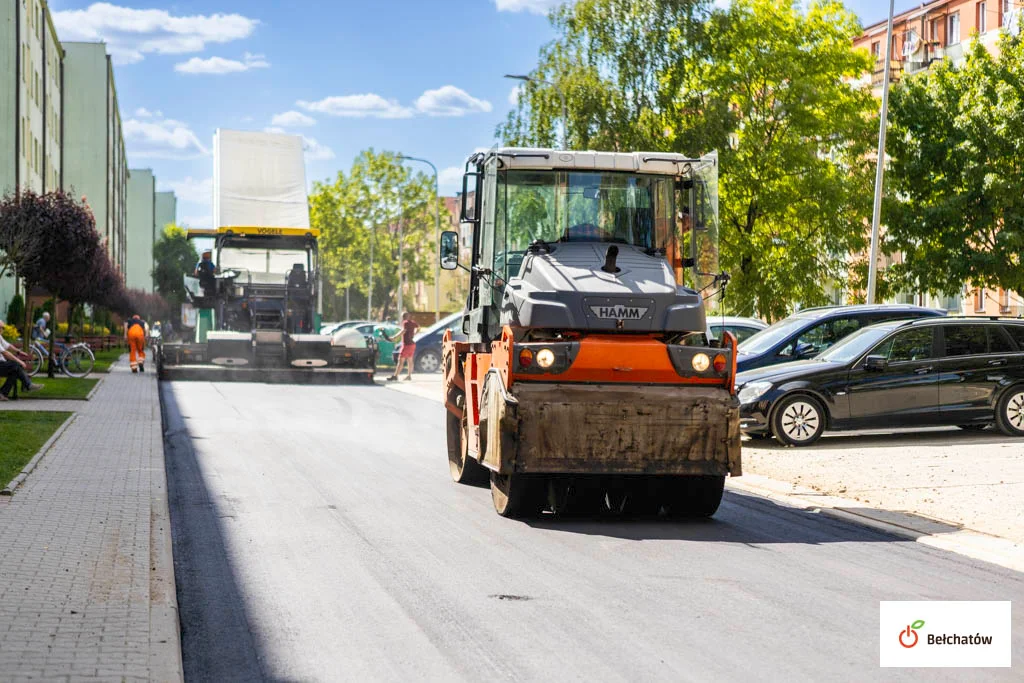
[440,147,741,518]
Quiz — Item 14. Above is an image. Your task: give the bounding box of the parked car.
[348,322,401,366]
[736,317,1024,446]
[319,321,342,334]
[391,311,466,373]
[322,320,375,336]
[708,315,766,344]
[735,304,944,372]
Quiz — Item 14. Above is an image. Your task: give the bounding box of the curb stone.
[0,413,76,496]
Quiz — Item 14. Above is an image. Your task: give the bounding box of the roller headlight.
[691,353,710,372]
[536,348,556,368]
[737,380,773,405]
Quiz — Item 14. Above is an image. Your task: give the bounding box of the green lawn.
[91,348,125,373]
[16,376,99,400]
[0,411,72,488]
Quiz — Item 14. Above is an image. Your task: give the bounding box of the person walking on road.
[0,319,44,400]
[125,314,147,373]
[387,312,419,382]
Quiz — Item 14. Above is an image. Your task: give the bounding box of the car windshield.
[737,317,812,354]
[816,325,898,363]
[499,170,675,249]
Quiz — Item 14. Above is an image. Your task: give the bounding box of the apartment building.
[854,0,1022,316]
[155,190,177,234]
[0,0,64,317]
[125,169,155,292]
[62,41,128,279]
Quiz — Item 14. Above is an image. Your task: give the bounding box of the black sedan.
[736,317,1024,446]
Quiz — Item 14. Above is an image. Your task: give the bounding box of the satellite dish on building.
[902,30,922,57]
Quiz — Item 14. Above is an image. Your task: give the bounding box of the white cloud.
[415,85,492,117]
[175,52,269,75]
[297,94,414,119]
[438,166,463,193]
[508,84,523,106]
[271,110,316,128]
[494,0,565,14]
[134,107,161,118]
[263,128,334,161]
[160,176,212,204]
[124,113,208,159]
[53,3,259,66]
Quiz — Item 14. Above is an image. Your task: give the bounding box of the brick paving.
[0,359,182,681]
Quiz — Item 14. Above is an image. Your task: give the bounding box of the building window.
[974,288,985,312]
[979,2,989,33]
[871,41,880,57]
[930,17,942,41]
[1003,0,1013,27]
[948,12,961,44]
[999,288,1010,312]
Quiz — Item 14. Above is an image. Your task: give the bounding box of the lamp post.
[398,155,441,322]
[867,0,896,305]
[505,73,567,149]
[365,219,375,320]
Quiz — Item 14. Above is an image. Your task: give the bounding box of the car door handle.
[988,359,1007,367]
[914,366,933,374]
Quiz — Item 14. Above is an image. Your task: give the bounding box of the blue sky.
[46,0,917,228]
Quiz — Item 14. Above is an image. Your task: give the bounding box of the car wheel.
[771,395,825,447]
[416,349,442,373]
[995,386,1024,436]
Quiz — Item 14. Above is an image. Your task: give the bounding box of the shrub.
[1,323,18,342]
[6,294,24,333]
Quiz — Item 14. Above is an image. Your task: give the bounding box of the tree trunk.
[46,298,58,379]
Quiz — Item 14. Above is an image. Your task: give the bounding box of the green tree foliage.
[310,150,438,320]
[152,224,199,311]
[499,0,877,320]
[883,35,1024,296]
[6,294,24,335]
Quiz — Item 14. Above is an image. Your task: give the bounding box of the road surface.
[162,381,1022,682]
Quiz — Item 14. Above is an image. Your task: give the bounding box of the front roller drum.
[446,393,489,486]
[661,475,726,518]
[490,472,546,518]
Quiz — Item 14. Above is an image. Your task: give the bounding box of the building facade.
[62,41,128,278]
[125,169,154,292]
[1,0,64,318]
[154,190,177,235]
[854,0,1021,316]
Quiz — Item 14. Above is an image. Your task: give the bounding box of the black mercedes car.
[735,304,944,372]
[736,317,1024,446]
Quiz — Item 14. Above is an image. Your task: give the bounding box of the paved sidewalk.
[0,360,182,680]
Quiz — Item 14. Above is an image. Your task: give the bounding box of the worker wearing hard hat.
[194,249,217,295]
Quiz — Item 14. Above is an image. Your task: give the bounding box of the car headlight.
[737,380,773,405]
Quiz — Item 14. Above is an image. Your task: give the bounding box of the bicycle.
[27,339,95,378]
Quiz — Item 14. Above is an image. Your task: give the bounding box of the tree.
[311,150,439,320]
[882,34,1024,297]
[5,293,24,335]
[152,224,198,311]
[498,0,877,320]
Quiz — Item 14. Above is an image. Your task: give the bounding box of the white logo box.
[880,601,1011,668]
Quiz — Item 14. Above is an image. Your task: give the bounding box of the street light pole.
[867,0,896,305]
[505,73,567,149]
[367,221,375,320]
[398,155,441,322]
[397,202,404,317]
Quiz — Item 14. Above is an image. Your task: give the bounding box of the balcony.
[871,58,904,87]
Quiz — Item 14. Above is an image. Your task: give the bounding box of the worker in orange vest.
[125,314,147,373]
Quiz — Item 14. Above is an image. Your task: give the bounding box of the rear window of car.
[1002,325,1024,351]
[710,324,761,343]
[989,327,1015,354]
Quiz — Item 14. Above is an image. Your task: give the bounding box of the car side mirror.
[795,342,816,359]
[440,231,459,271]
[864,355,888,371]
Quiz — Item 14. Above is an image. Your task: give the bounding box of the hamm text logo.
[590,305,648,320]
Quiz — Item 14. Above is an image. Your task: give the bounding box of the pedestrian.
[125,314,147,373]
[0,319,44,400]
[33,311,50,342]
[387,312,419,382]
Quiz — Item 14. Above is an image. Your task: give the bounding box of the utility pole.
[505,74,568,149]
[397,204,404,317]
[867,0,896,305]
[367,223,375,320]
[398,155,441,322]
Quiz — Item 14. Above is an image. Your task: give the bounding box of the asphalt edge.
[152,375,185,682]
[727,475,1024,574]
[0,412,76,496]
[388,378,1024,574]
